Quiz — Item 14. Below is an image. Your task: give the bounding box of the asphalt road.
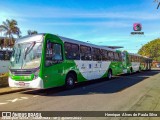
[0,69,160,120]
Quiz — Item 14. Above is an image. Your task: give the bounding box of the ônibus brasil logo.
[131,23,144,35]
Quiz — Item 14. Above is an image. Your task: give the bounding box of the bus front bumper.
[8,77,44,89]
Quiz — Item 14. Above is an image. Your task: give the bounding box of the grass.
[0,73,9,87]
[0,72,9,78]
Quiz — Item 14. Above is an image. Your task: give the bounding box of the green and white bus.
[122,51,152,74]
[8,33,151,89]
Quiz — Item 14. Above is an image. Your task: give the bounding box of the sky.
[0,0,160,53]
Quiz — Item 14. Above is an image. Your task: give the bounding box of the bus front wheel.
[65,74,75,89]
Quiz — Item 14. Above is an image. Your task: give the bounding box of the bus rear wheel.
[65,74,75,89]
[129,68,132,74]
[138,67,141,72]
[107,70,112,80]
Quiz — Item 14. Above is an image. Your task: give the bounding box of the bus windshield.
[10,41,42,69]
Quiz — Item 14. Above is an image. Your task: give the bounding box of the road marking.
[33,95,38,97]
[0,95,39,106]
[6,97,29,103]
[0,102,8,105]
[7,98,23,103]
[20,97,28,99]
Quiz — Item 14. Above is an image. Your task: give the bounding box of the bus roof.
[129,53,142,57]
[15,33,117,52]
[128,53,152,59]
[15,34,117,52]
[16,34,44,44]
[58,35,117,52]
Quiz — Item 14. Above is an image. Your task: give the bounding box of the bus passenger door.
[42,39,65,88]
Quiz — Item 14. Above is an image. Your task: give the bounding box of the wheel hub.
[68,78,73,85]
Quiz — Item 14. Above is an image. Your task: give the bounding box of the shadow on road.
[22,70,160,96]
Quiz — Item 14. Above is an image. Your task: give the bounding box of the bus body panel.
[8,76,44,88]
[74,60,111,80]
[131,62,140,72]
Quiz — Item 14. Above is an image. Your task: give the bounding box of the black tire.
[129,68,132,74]
[65,74,75,89]
[138,67,141,72]
[107,70,112,80]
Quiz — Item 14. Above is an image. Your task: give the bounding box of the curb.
[0,88,30,95]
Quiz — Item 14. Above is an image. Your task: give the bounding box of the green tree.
[27,30,38,35]
[0,19,21,48]
[138,38,160,61]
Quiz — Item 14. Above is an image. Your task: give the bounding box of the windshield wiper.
[24,41,36,59]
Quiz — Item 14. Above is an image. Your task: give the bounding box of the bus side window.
[92,48,101,61]
[101,49,108,61]
[134,56,136,62]
[45,41,63,66]
[64,42,72,59]
[64,42,80,60]
[110,52,114,61]
[0,51,4,60]
[112,52,115,61]
[114,52,119,61]
[52,44,62,60]
[118,53,122,61]
[80,45,92,60]
[108,51,111,60]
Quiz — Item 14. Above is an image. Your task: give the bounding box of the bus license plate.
[19,82,25,86]
[16,82,29,87]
